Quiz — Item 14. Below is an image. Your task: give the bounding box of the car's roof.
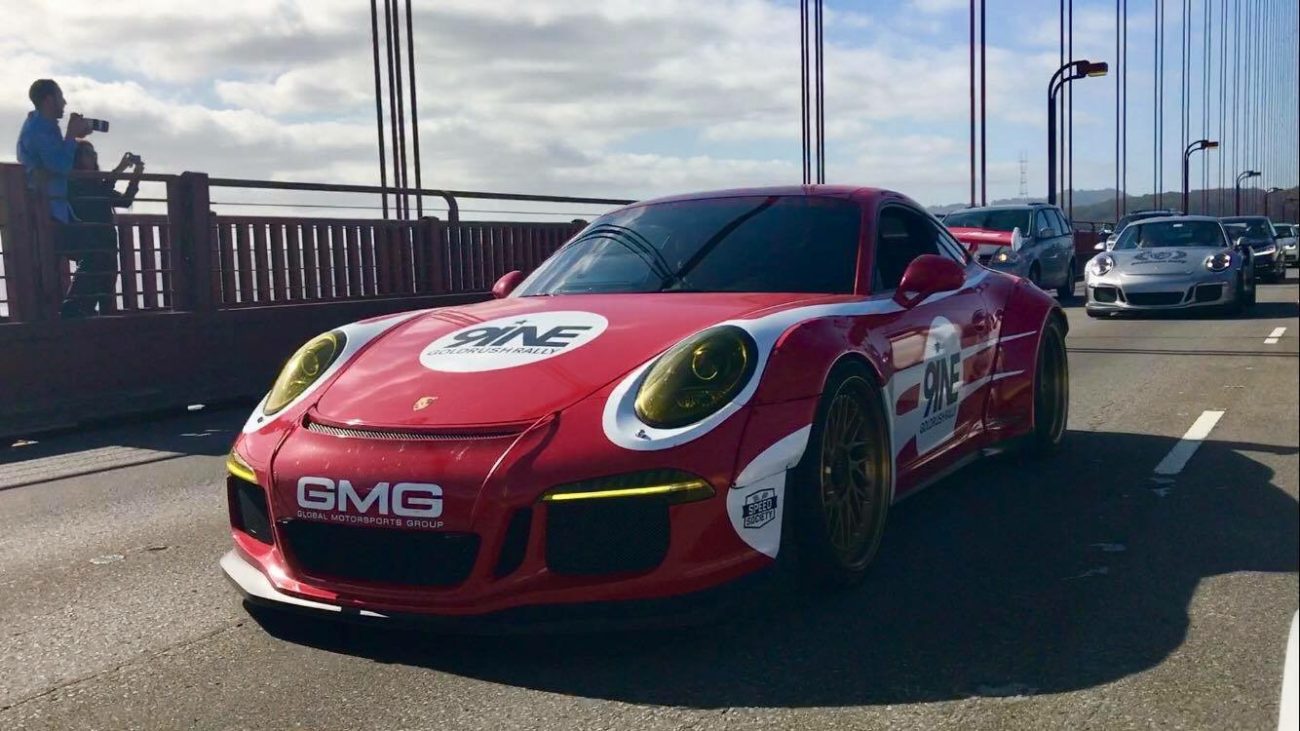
[1125,215,1222,225]
[949,203,1054,212]
[626,185,882,209]
[1220,215,1269,221]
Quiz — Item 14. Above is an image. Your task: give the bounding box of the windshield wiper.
[571,224,678,284]
[664,196,779,290]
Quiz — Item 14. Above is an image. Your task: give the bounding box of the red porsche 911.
[221,186,1069,630]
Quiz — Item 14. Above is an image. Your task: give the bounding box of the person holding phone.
[64,142,144,316]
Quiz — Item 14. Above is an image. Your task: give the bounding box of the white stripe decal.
[1265,327,1286,345]
[998,331,1037,345]
[991,370,1026,382]
[602,274,999,452]
[1153,410,1225,475]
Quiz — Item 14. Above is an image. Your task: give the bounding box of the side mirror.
[1094,241,1106,251]
[893,254,965,308]
[1234,236,1249,250]
[492,270,524,298]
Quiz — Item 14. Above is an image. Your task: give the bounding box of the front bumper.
[1253,252,1287,277]
[1084,270,1241,312]
[223,393,818,622]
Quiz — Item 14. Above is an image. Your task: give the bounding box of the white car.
[1274,223,1298,266]
[1085,216,1256,317]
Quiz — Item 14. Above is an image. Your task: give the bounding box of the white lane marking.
[1265,327,1286,345]
[1282,612,1299,731]
[1153,410,1225,476]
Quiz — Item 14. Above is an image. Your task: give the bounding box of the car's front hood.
[1110,247,1223,275]
[310,293,822,428]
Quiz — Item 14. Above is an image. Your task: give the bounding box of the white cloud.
[1,0,1072,209]
[909,0,968,14]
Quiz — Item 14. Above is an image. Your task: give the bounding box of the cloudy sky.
[2,0,1293,219]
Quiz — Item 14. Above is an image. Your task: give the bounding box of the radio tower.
[1018,151,1029,201]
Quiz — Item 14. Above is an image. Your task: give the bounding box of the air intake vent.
[280,521,479,587]
[228,477,273,545]
[494,508,533,578]
[303,416,522,442]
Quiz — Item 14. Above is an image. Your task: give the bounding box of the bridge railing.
[0,163,631,436]
[0,165,631,323]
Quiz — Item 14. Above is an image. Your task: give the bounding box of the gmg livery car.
[222,186,1069,628]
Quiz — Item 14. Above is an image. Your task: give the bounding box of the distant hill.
[931,186,1300,224]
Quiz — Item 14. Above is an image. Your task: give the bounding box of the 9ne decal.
[419,311,608,372]
[916,316,964,455]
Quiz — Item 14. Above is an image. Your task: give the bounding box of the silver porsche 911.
[1084,215,1256,318]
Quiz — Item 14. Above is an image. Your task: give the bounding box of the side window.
[1053,210,1072,235]
[1034,210,1055,237]
[933,224,970,263]
[873,206,955,292]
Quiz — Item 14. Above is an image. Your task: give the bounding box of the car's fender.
[982,280,1064,440]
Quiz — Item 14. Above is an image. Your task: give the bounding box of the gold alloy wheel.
[818,376,889,568]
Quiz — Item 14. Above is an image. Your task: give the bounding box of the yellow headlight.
[226,449,256,484]
[634,326,757,429]
[264,331,345,415]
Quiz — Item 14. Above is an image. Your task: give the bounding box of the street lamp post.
[1234,170,1261,215]
[1182,140,1218,214]
[1263,187,1283,217]
[1048,59,1108,205]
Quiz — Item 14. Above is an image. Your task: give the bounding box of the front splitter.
[221,548,778,636]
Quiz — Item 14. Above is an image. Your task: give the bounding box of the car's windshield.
[1221,218,1275,238]
[513,195,861,296]
[942,208,1032,233]
[1115,211,1172,231]
[1113,220,1226,250]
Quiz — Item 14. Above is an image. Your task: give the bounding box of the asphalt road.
[2,277,1297,731]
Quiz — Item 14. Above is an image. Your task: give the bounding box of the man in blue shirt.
[17,79,92,224]
[16,79,99,317]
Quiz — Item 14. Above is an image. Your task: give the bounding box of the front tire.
[1056,260,1076,300]
[788,362,892,590]
[1024,316,1069,457]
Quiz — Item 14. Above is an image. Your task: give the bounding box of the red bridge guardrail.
[0,163,631,437]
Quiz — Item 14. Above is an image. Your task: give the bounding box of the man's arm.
[30,125,77,176]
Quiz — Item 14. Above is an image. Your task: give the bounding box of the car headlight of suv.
[634,325,757,429]
[1254,243,1277,256]
[1090,254,1116,277]
[264,330,346,415]
[1205,252,1233,272]
[992,249,1020,265]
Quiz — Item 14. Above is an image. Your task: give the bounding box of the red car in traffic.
[221,186,1070,630]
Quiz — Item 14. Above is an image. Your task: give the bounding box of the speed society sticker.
[419,311,608,372]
